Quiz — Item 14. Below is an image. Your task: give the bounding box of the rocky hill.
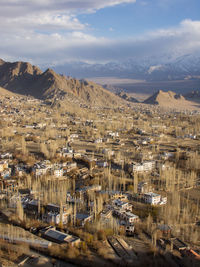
[0,59,124,107]
[143,90,199,110]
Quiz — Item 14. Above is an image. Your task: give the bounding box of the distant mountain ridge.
[53,54,200,82]
[0,59,124,107]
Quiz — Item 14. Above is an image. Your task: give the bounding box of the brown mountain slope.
[0,60,42,96]
[0,86,19,97]
[143,90,199,110]
[0,59,124,107]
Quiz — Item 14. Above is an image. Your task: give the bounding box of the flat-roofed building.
[144,192,161,205]
[40,226,80,246]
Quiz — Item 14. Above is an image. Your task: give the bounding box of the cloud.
[0,1,200,66]
[2,19,198,65]
[0,1,136,35]
[0,0,137,17]
[0,0,136,64]
[0,19,200,65]
[0,14,85,35]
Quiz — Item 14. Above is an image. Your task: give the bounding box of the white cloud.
[0,0,200,66]
[2,19,200,66]
[0,0,137,64]
[0,0,137,17]
[0,14,85,34]
[0,1,136,36]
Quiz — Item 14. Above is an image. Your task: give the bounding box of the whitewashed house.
[143,192,161,205]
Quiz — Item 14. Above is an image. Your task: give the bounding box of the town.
[0,93,200,266]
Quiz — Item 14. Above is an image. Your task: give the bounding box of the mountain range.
[53,54,200,82]
[0,59,124,107]
[0,58,199,111]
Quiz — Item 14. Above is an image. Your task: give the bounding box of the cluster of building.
[0,92,199,259]
[112,199,139,225]
[33,160,77,177]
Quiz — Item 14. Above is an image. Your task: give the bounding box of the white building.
[143,192,161,205]
[113,209,139,224]
[108,131,119,138]
[113,199,132,211]
[53,168,63,177]
[132,163,144,172]
[124,212,139,224]
[132,161,155,172]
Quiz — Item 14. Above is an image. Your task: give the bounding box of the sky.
[1,0,200,66]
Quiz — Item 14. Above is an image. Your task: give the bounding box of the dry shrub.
[70,228,94,245]
[0,240,27,262]
[66,245,80,259]
[104,228,114,236]
[97,230,106,241]
[49,243,80,260]
[79,241,88,253]
[89,240,102,251]
[97,246,110,259]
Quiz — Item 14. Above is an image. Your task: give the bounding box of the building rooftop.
[45,229,69,242]
[144,192,160,197]
[125,212,139,219]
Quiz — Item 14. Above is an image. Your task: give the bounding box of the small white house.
[113,209,139,224]
[53,168,63,177]
[143,192,161,205]
[132,161,155,172]
[113,199,132,211]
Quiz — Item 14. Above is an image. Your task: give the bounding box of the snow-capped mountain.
[53,54,200,82]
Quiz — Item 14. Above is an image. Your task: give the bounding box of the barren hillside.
[143,90,200,110]
[0,59,124,107]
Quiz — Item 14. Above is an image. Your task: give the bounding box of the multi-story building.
[132,161,155,172]
[143,192,161,205]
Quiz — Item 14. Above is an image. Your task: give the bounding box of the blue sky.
[0,0,200,65]
[79,0,200,37]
